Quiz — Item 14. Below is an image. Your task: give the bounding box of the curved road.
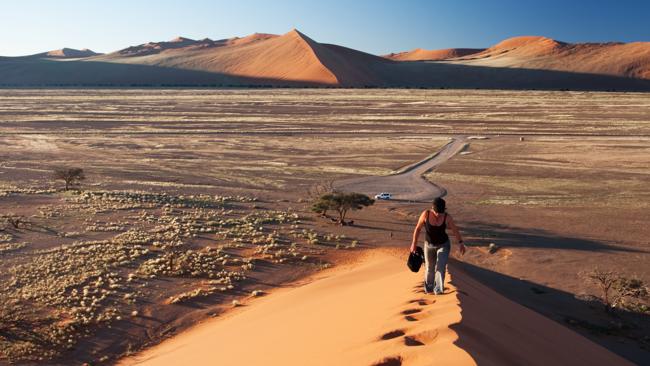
[334,137,468,202]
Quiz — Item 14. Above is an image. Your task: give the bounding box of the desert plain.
[0,88,649,365]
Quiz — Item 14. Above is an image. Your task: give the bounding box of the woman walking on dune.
[410,197,466,294]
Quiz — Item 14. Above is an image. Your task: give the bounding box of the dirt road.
[334,137,468,202]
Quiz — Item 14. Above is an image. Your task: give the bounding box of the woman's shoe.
[424,282,434,294]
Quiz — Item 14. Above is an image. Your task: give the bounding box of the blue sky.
[1,0,649,56]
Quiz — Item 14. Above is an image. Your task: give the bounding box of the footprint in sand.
[404,330,438,346]
[404,315,419,322]
[403,336,425,346]
[371,356,403,366]
[379,329,405,340]
[402,301,435,320]
[401,308,421,315]
[407,298,433,306]
[420,298,436,306]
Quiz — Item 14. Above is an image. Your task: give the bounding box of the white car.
[374,193,392,200]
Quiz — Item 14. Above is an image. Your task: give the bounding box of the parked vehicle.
[374,192,392,200]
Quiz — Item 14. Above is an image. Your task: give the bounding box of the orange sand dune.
[456,36,650,79]
[3,30,650,89]
[119,250,631,366]
[30,48,100,58]
[96,29,384,86]
[385,48,484,61]
[229,32,278,46]
[483,36,567,57]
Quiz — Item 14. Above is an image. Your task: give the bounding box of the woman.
[410,197,466,294]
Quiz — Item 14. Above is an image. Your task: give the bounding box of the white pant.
[424,241,450,294]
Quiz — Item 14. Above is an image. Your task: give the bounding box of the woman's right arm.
[410,211,425,252]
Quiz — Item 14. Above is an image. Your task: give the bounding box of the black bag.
[407,246,424,272]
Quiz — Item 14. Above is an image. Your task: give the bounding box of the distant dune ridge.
[32,48,101,58]
[1,30,649,89]
[455,36,650,80]
[384,48,485,61]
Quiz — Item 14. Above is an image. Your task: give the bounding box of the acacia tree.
[311,192,374,225]
[53,167,85,191]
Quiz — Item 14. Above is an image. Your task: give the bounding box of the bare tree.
[584,270,617,312]
[53,167,85,191]
[306,179,335,202]
[583,269,649,314]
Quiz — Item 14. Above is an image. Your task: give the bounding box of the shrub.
[1,214,28,229]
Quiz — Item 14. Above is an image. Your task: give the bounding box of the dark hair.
[432,197,446,213]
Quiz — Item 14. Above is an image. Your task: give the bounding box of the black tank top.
[424,210,449,246]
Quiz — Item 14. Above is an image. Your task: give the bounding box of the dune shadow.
[462,220,646,253]
[449,260,650,364]
[0,58,330,88]
[1,55,650,91]
[375,60,650,91]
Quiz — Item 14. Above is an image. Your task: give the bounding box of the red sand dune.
[32,48,100,58]
[116,37,217,57]
[385,48,484,61]
[2,30,650,89]
[96,29,385,86]
[115,34,281,58]
[456,36,650,79]
[482,36,567,57]
[228,32,278,46]
[119,251,632,366]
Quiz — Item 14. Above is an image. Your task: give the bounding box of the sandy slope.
[119,249,631,366]
[118,249,474,366]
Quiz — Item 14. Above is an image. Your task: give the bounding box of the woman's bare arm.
[410,211,426,252]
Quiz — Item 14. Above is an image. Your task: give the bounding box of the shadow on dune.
[371,61,650,91]
[1,56,650,91]
[0,58,329,87]
[461,220,647,253]
[449,260,650,365]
